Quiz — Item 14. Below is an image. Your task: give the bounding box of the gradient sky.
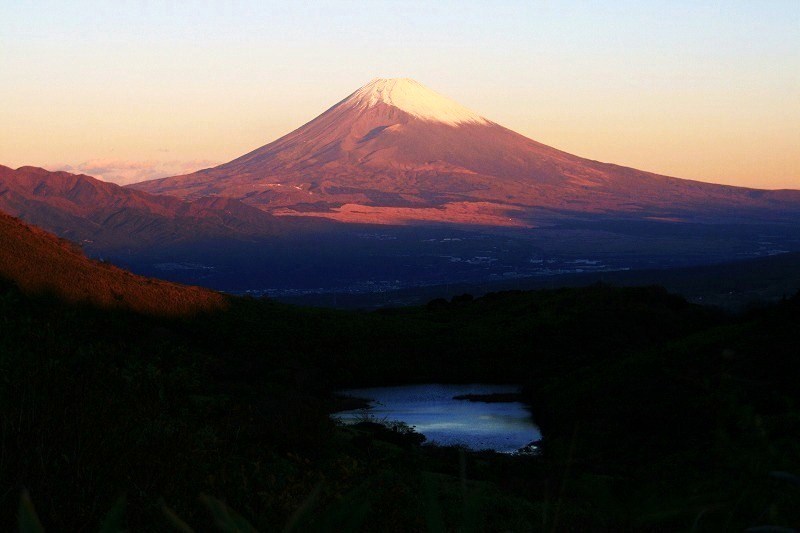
[1,1,798,188]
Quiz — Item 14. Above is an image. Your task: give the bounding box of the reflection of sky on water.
[333,384,541,453]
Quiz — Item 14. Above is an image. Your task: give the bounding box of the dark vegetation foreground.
[1,215,799,530]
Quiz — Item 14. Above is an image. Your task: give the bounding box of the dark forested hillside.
[1,217,799,530]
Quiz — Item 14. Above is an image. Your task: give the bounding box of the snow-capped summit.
[341,78,489,126]
[132,77,800,228]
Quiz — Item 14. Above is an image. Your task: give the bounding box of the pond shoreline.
[331,383,540,453]
[329,394,372,413]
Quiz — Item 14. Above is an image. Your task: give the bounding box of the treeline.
[2,277,799,530]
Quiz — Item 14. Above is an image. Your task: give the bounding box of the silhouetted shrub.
[450,293,474,304]
[426,297,448,310]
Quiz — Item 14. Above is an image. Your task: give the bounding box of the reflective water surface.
[333,383,541,453]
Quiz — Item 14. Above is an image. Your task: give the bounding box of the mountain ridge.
[0,165,290,250]
[131,77,800,226]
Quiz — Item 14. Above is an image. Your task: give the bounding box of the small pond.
[332,383,540,453]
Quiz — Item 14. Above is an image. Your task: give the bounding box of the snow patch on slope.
[343,78,489,126]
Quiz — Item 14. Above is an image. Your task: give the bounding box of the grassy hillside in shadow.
[0,212,226,316]
[1,214,799,530]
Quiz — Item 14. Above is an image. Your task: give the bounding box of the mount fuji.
[132,78,800,227]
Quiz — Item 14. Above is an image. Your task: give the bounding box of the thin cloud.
[54,159,219,185]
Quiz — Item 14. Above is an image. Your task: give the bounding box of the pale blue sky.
[1,1,798,187]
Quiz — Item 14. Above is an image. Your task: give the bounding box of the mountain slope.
[0,211,226,315]
[0,165,286,250]
[133,78,800,226]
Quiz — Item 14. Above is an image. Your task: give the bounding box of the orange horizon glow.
[1,1,798,190]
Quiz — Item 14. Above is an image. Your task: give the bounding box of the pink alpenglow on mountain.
[132,78,800,226]
[0,165,284,249]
